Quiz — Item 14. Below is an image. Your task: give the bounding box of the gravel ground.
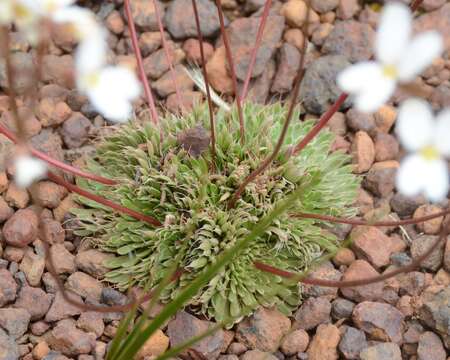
[0,0,450,359]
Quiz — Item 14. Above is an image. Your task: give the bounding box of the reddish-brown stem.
[124,0,159,125]
[228,0,311,209]
[48,172,162,227]
[191,0,216,169]
[240,0,272,101]
[214,0,245,144]
[44,233,182,312]
[0,27,27,141]
[255,222,449,288]
[293,93,348,155]
[153,0,184,111]
[0,123,117,186]
[292,208,449,227]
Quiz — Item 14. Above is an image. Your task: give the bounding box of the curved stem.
[255,222,449,288]
[240,0,272,101]
[124,0,159,125]
[47,171,161,226]
[293,93,348,155]
[153,0,183,111]
[0,123,117,186]
[191,0,216,169]
[292,208,450,227]
[228,0,311,209]
[214,0,245,144]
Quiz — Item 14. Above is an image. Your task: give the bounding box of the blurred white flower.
[78,66,141,123]
[396,98,450,202]
[52,5,101,41]
[337,2,443,113]
[0,0,14,24]
[14,155,47,188]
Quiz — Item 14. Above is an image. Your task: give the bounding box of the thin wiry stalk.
[293,93,348,155]
[255,221,449,287]
[240,0,272,101]
[124,0,159,125]
[292,208,450,226]
[47,172,161,226]
[0,123,117,186]
[228,0,311,209]
[214,0,245,144]
[45,231,183,312]
[153,0,184,111]
[191,0,216,169]
[291,0,423,156]
[0,27,26,141]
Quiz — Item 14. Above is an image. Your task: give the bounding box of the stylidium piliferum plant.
[1,0,450,358]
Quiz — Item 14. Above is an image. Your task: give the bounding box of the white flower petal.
[52,6,100,41]
[0,1,13,24]
[434,109,450,157]
[353,76,395,113]
[375,2,411,65]
[336,61,382,93]
[397,31,444,82]
[396,154,426,197]
[423,159,449,202]
[14,155,47,188]
[85,66,141,122]
[396,98,434,151]
[75,32,107,75]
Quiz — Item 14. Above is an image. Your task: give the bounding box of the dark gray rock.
[300,55,351,115]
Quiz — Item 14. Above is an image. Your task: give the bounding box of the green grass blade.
[115,186,305,360]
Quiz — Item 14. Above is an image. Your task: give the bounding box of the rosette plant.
[73,102,359,323]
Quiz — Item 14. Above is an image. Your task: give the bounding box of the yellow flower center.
[420,146,439,161]
[14,4,32,20]
[84,72,100,89]
[382,64,398,79]
[45,0,58,13]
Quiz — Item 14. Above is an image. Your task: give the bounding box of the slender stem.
[153,0,183,111]
[255,222,449,288]
[240,0,272,101]
[45,231,182,312]
[293,93,348,155]
[292,208,450,227]
[0,123,117,186]
[191,0,216,169]
[47,171,161,226]
[124,0,159,125]
[0,27,26,141]
[228,0,311,209]
[214,0,245,144]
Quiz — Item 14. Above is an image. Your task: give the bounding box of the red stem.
[240,0,272,101]
[292,209,449,226]
[0,123,117,186]
[47,171,162,227]
[254,222,449,288]
[124,0,159,125]
[153,0,184,111]
[214,0,245,144]
[293,93,348,155]
[191,0,216,169]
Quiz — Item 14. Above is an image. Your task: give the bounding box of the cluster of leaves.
[73,102,359,325]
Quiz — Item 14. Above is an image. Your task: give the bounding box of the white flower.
[74,29,108,75]
[0,0,14,24]
[396,98,450,202]
[14,155,47,188]
[52,5,101,41]
[337,2,443,113]
[78,66,141,123]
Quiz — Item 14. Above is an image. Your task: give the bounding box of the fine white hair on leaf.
[183,65,231,113]
[14,155,48,188]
